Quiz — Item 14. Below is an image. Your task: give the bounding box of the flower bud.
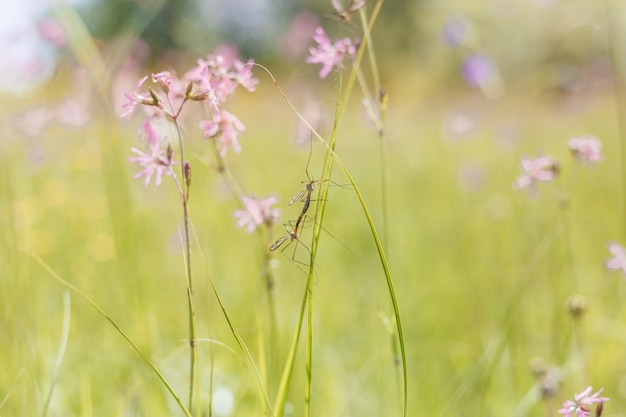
[184,162,191,188]
[565,294,587,319]
[596,401,604,417]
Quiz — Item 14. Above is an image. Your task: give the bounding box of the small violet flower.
[569,135,602,165]
[605,241,626,276]
[513,155,558,191]
[441,16,468,47]
[199,110,246,157]
[128,119,176,187]
[558,386,609,417]
[461,53,496,88]
[234,195,281,233]
[306,27,358,79]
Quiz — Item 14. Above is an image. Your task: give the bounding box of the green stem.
[172,117,198,415]
[255,65,407,417]
[273,279,310,417]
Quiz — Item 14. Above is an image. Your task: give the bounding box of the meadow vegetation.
[1,1,624,416]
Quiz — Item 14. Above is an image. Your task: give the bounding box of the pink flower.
[234,195,281,232]
[233,59,259,92]
[199,110,246,156]
[121,76,154,117]
[37,18,66,47]
[569,135,602,165]
[152,71,174,92]
[128,119,176,187]
[605,241,626,276]
[306,27,358,78]
[184,50,258,103]
[513,155,558,191]
[558,386,609,417]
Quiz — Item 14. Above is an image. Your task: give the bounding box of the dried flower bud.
[184,162,191,188]
[166,143,174,164]
[595,401,604,417]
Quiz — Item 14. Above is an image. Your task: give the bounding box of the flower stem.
[171,114,198,415]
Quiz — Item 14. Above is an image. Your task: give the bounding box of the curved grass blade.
[30,253,192,417]
[191,228,273,416]
[0,369,24,410]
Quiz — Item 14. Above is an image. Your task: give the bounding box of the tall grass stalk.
[194,241,273,417]
[255,0,408,411]
[272,275,311,417]
[357,6,389,251]
[603,0,626,237]
[41,291,71,417]
[54,5,135,276]
[31,254,192,417]
[304,73,344,417]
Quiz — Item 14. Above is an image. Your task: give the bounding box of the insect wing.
[347,0,365,13]
[288,189,305,205]
[331,0,345,14]
[270,235,289,252]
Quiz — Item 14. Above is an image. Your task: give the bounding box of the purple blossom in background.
[279,11,320,59]
[441,16,468,47]
[605,241,626,276]
[513,155,558,191]
[306,27,358,78]
[461,53,496,88]
[558,386,608,417]
[128,119,176,187]
[569,135,602,165]
[443,112,476,141]
[234,195,281,232]
[199,110,246,156]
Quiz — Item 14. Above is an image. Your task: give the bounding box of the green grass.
[2,81,624,416]
[2,19,626,417]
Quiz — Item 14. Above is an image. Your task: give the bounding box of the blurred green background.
[3,0,626,416]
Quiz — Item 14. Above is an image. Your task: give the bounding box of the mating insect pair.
[269,137,353,265]
[269,177,318,255]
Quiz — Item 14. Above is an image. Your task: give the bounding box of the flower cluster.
[306,27,358,79]
[234,195,282,233]
[121,48,258,187]
[128,119,176,187]
[558,386,608,417]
